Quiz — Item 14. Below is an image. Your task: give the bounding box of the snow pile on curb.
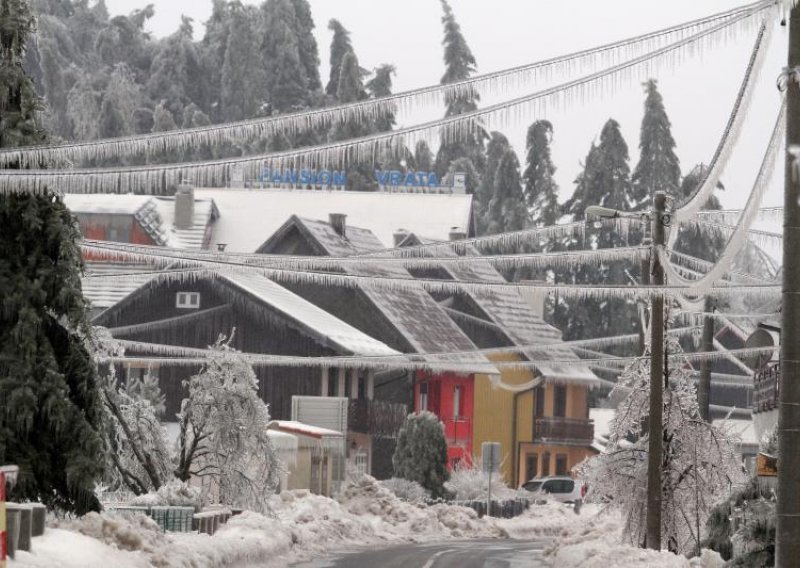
[545,510,726,568]
[10,476,604,567]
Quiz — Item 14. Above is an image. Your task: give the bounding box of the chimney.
[329,213,347,238]
[393,229,409,247]
[174,183,195,230]
[448,226,467,242]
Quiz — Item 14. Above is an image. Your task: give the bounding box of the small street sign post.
[481,442,501,517]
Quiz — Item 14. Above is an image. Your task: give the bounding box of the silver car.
[522,476,586,511]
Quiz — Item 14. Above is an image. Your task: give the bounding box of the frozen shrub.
[380,478,430,503]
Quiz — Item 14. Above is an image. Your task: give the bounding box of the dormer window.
[176,292,200,309]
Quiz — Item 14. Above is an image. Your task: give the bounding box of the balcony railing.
[442,417,472,448]
[754,362,780,413]
[348,399,408,437]
[534,417,594,444]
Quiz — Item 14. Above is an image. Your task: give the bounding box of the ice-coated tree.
[392,411,450,499]
[413,140,435,172]
[475,131,511,233]
[673,164,725,263]
[331,50,377,192]
[444,460,512,501]
[366,64,396,132]
[291,0,321,93]
[523,120,560,227]
[262,0,309,113]
[175,337,281,513]
[631,79,681,211]
[221,2,268,121]
[579,339,745,555]
[435,0,486,176]
[146,16,204,118]
[94,329,172,496]
[151,100,178,132]
[485,147,527,235]
[326,18,353,97]
[0,0,105,514]
[447,157,480,197]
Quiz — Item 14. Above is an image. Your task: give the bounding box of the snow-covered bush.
[175,335,281,513]
[392,411,450,499]
[444,460,516,501]
[380,477,430,503]
[579,340,746,555]
[130,479,202,509]
[94,327,173,495]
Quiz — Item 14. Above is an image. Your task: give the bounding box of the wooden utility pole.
[698,297,715,422]
[777,6,800,566]
[646,191,667,550]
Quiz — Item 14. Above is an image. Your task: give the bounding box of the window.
[176,292,200,309]
[453,385,462,418]
[554,385,567,417]
[541,452,550,477]
[555,454,568,476]
[535,385,545,418]
[354,453,368,475]
[419,383,428,412]
[526,454,538,481]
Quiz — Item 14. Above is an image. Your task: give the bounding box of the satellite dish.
[744,328,779,370]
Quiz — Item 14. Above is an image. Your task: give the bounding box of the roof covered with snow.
[262,217,496,374]
[411,242,599,386]
[65,193,218,250]
[194,188,474,252]
[275,420,344,439]
[712,417,759,448]
[219,271,399,357]
[82,262,157,310]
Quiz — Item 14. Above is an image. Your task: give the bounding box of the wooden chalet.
[257,214,498,473]
[397,232,601,486]
[93,270,399,423]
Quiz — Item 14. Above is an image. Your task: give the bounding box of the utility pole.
[646,191,666,551]
[638,238,652,356]
[777,6,800,566]
[698,297,714,422]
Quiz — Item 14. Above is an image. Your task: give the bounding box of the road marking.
[421,548,457,568]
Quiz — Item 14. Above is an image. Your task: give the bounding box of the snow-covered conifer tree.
[580,338,745,554]
[523,119,560,228]
[175,336,281,513]
[392,411,450,499]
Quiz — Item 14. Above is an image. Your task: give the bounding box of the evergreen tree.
[290,0,321,93]
[485,147,527,235]
[413,140,434,172]
[0,0,104,514]
[98,97,126,138]
[673,164,725,263]
[220,2,267,121]
[474,132,510,233]
[151,100,178,132]
[523,120,560,227]
[331,50,375,191]
[326,18,353,98]
[392,412,449,499]
[631,79,680,210]
[200,0,231,119]
[262,0,309,113]
[147,17,204,118]
[366,64,396,132]
[434,0,485,176]
[447,156,479,196]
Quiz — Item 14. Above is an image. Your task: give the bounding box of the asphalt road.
[291,538,552,568]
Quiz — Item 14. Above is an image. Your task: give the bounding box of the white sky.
[103,0,788,211]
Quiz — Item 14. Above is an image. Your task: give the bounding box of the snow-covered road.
[290,538,552,568]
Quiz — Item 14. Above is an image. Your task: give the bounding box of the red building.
[415,371,475,469]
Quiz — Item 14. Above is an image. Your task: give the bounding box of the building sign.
[757,452,777,477]
[252,167,465,194]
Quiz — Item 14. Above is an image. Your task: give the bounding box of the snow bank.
[10,476,596,568]
[545,509,726,568]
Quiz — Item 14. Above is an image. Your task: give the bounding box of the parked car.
[522,476,586,511]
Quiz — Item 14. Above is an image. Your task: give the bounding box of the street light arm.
[585,205,621,219]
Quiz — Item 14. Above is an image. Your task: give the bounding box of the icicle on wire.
[668,19,772,248]
[676,219,783,250]
[96,345,777,373]
[82,239,651,272]
[666,249,778,283]
[0,1,770,170]
[0,9,769,196]
[661,100,785,288]
[79,248,781,302]
[693,206,783,227]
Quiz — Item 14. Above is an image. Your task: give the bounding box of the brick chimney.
[448,226,467,241]
[329,213,347,238]
[174,183,195,230]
